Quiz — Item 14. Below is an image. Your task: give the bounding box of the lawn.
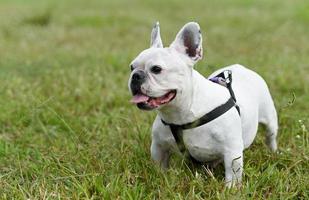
[0,0,308,199]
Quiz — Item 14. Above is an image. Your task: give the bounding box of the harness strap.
[210,70,240,115]
[225,71,240,115]
[161,97,236,130]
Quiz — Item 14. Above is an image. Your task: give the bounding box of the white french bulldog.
[128,22,278,187]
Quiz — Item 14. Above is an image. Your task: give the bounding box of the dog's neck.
[158,70,230,125]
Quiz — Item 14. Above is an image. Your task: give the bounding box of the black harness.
[161,70,240,162]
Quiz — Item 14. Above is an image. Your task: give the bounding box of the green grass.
[0,0,308,199]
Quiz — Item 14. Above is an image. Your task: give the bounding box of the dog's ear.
[170,22,203,65]
[150,22,163,48]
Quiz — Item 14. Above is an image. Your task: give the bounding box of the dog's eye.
[130,65,134,71]
[150,66,162,74]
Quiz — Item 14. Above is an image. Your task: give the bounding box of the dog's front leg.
[150,116,174,169]
[223,150,243,188]
[151,141,170,169]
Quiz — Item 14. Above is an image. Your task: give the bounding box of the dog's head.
[128,22,203,110]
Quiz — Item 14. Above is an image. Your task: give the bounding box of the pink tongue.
[130,94,150,104]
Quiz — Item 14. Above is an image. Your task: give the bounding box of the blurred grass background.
[0,0,308,199]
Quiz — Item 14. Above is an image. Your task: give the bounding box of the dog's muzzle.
[130,70,146,95]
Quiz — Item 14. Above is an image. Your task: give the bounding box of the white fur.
[129,22,278,187]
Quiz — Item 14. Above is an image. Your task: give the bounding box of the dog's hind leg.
[259,93,278,152]
[264,113,278,152]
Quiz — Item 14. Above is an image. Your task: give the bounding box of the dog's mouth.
[130,90,177,110]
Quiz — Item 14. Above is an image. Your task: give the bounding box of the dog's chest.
[182,127,224,161]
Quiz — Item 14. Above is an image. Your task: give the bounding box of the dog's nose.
[132,70,146,82]
[130,70,146,95]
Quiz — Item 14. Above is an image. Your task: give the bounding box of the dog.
[128,22,278,187]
